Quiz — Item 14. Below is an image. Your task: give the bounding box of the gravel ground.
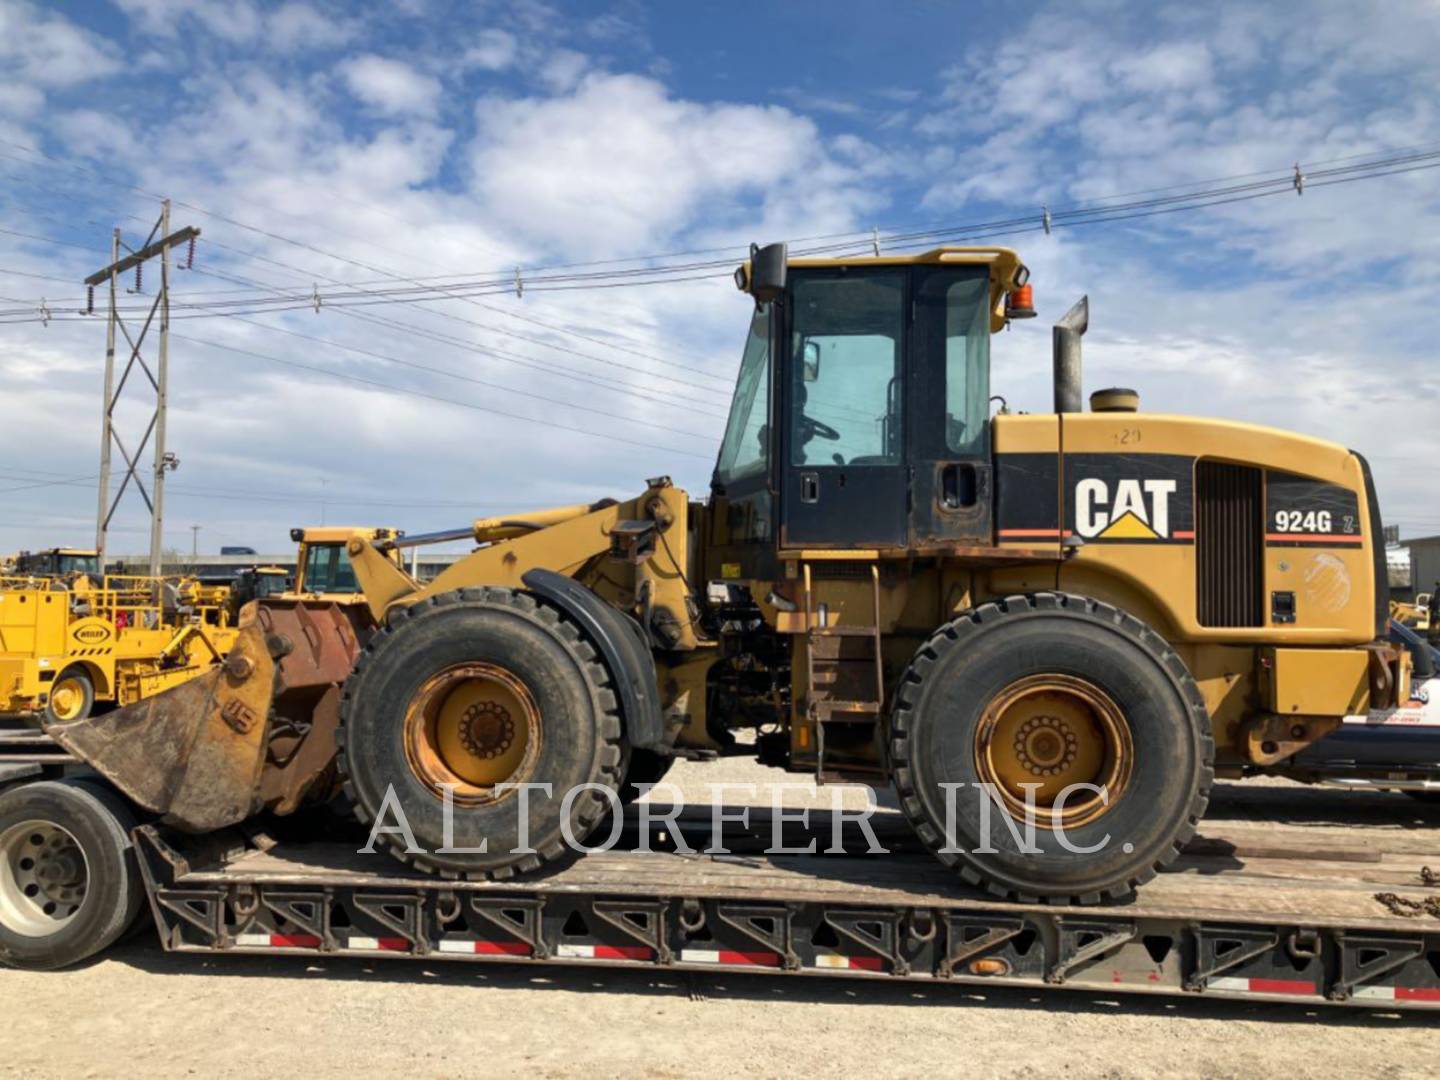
[0,761,1435,1079]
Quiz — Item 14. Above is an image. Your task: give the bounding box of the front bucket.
[46,624,280,832]
[44,600,368,833]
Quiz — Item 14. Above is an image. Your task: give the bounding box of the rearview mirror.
[749,241,787,304]
[802,340,821,382]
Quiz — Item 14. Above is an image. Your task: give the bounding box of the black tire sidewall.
[0,780,141,970]
[342,596,613,875]
[901,599,1206,899]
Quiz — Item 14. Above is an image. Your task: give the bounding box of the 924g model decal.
[1265,471,1362,546]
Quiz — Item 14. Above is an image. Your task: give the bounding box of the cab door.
[907,266,994,545]
[778,268,909,548]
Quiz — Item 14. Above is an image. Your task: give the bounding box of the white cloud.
[0,83,44,116]
[537,47,589,93]
[338,54,442,117]
[470,72,882,255]
[1113,42,1214,92]
[115,0,262,42]
[463,28,518,71]
[268,3,354,53]
[0,0,120,86]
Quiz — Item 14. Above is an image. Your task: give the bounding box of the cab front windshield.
[300,543,359,594]
[255,573,289,598]
[56,554,100,576]
[714,304,771,486]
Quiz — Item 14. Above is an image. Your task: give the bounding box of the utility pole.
[85,201,199,576]
[190,524,200,559]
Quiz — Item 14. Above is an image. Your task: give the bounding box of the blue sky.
[0,0,1438,553]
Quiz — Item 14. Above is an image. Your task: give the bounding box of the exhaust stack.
[1053,296,1089,414]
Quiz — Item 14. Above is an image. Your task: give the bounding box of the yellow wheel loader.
[43,244,1407,905]
[10,548,101,586]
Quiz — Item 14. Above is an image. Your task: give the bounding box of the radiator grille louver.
[1196,461,1263,628]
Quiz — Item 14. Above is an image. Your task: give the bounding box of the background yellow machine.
[7,548,101,581]
[287,526,403,601]
[0,574,239,722]
[48,242,1405,907]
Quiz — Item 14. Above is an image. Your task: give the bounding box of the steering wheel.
[800,415,841,442]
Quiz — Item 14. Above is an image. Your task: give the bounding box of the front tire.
[338,588,622,879]
[0,779,145,970]
[891,593,1213,904]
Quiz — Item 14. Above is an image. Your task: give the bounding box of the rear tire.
[891,593,1213,904]
[338,588,622,879]
[0,779,144,970]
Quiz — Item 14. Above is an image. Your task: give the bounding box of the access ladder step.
[814,701,883,716]
[810,625,881,638]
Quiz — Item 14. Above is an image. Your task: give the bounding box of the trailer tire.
[891,593,1213,905]
[42,668,94,725]
[338,588,622,879]
[0,778,144,970]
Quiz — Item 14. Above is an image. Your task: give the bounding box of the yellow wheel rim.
[975,674,1133,828]
[48,677,86,722]
[403,663,541,805]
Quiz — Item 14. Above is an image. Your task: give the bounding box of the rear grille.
[1195,461,1263,628]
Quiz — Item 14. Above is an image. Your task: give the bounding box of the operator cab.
[714,243,1029,563]
[14,548,102,580]
[289,527,404,599]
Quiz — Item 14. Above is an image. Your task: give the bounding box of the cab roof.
[749,246,1027,333]
[293,526,398,543]
[787,245,1023,281]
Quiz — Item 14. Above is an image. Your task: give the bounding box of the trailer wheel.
[891,593,1214,905]
[338,588,622,879]
[0,779,144,970]
[43,668,94,724]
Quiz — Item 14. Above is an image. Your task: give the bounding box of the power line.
[217,313,725,437]
[189,262,733,403]
[183,262,732,416]
[169,331,717,460]
[5,145,1437,325]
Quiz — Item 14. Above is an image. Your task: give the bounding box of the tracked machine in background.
[2,243,1420,978]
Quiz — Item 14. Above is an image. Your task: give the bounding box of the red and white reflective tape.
[554,943,653,961]
[437,938,533,957]
[1208,975,1316,996]
[680,947,782,967]
[812,950,884,972]
[1351,984,1440,1003]
[234,932,320,948]
[345,936,410,952]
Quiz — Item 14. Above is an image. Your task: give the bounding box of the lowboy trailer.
[132,791,1440,1011]
[0,735,1437,1009]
